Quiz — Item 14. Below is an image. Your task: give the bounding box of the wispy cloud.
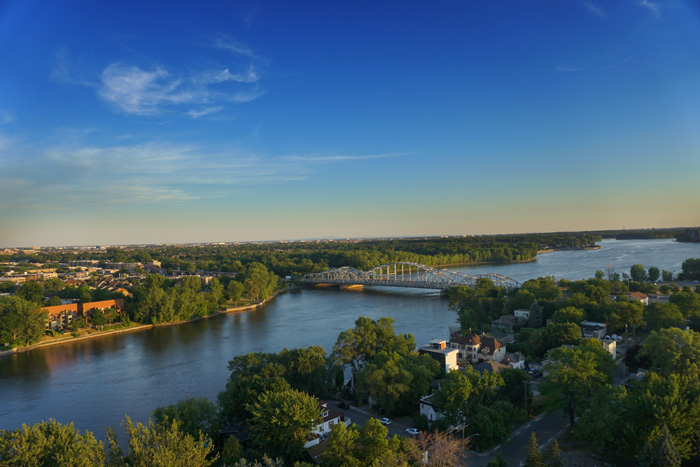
[55,38,266,118]
[637,0,660,17]
[580,1,606,18]
[98,62,265,116]
[600,56,633,70]
[0,133,408,212]
[188,106,225,118]
[0,110,15,124]
[556,66,585,72]
[282,152,411,163]
[213,35,258,58]
[49,47,96,86]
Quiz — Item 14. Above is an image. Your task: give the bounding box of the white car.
[379,417,392,425]
[405,428,420,436]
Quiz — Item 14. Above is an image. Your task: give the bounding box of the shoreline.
[0,288,289,358]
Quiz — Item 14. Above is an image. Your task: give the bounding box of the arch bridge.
[300,262,521,291]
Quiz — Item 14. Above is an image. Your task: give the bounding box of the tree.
[523,432,544,467]
[607,299,644,333]
[323,418,416,466]
[277,346,332,396]
[152,396,218,440]
[662,270,673,282]
[528,300,543,328]
[218,356,290,423]
[681,258,700,281]
[539,346,609,427]
[246,389,322,463]
[647,266,660,283]
[638,328,700,377]
[544,440,562,467]
[0,296,47,346]
[631,264,647,283]
[552,306,584,324]
[0,419,105,467]
[15,281,43,303]
[644,303,685,331]
[636,425,681,467]
[487,452,508,467]
[107,416,216,467]
[227,280,245,305]
[412,431,468,467]
[332,316,414,375]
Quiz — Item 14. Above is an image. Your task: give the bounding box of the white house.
[503,352,526,370]
[514,309,531,324]
[420,394,442,424]
[419,340,459,372]
[304,400,351,448]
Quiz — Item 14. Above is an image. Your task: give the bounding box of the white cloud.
[556,66,585,72]
[213,36,257,58]
[0,110,15,124]
[98,61,264,116]
[282,152,410,163]
[1,136,408,212]
[99,63,195,115]
[580,1,606,18]
[195,64,259,85]
[188,106,225,118]
[637,0,660,16]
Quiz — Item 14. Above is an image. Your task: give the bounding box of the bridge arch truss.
[300,262,520,291]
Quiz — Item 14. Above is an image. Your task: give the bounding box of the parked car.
[405,428,420,436]
[379,417,392,425]
[338,401,350,410]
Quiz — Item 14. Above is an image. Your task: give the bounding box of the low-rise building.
[513,309,530,323]
[627,292,649,306]
[304,400,351,448]
[503,352,526,370]
[580,321,607,340]
[448,332,506,364]
[491,315,518,333]
[419,340,459,372]
[419,394,442,424]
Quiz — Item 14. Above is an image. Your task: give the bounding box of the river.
[0,239,698,436]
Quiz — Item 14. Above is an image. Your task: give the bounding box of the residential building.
[503,352,526,370]
[513,309,530,323]
[419,340,459,372]
[474,360,508,374]
[627,292,649,306]
[419,394,442,423]
[304,400,351,448]
[580,321,607,339]
[448,332,506,364]
[491,315,518,332]
[601,338,616,358]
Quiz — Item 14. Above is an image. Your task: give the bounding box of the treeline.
[125,263,279,325]
[1,232,604,278]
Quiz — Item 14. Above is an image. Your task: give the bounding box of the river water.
[1,239,698,436]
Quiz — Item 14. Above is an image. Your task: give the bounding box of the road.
[467,412,571,467]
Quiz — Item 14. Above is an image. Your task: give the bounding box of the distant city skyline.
[2,1,699,247]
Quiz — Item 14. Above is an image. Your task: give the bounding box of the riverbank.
[0,288,290,358]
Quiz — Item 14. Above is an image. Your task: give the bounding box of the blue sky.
[1,0,699,247]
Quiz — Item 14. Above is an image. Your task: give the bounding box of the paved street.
[467,413,571,467]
